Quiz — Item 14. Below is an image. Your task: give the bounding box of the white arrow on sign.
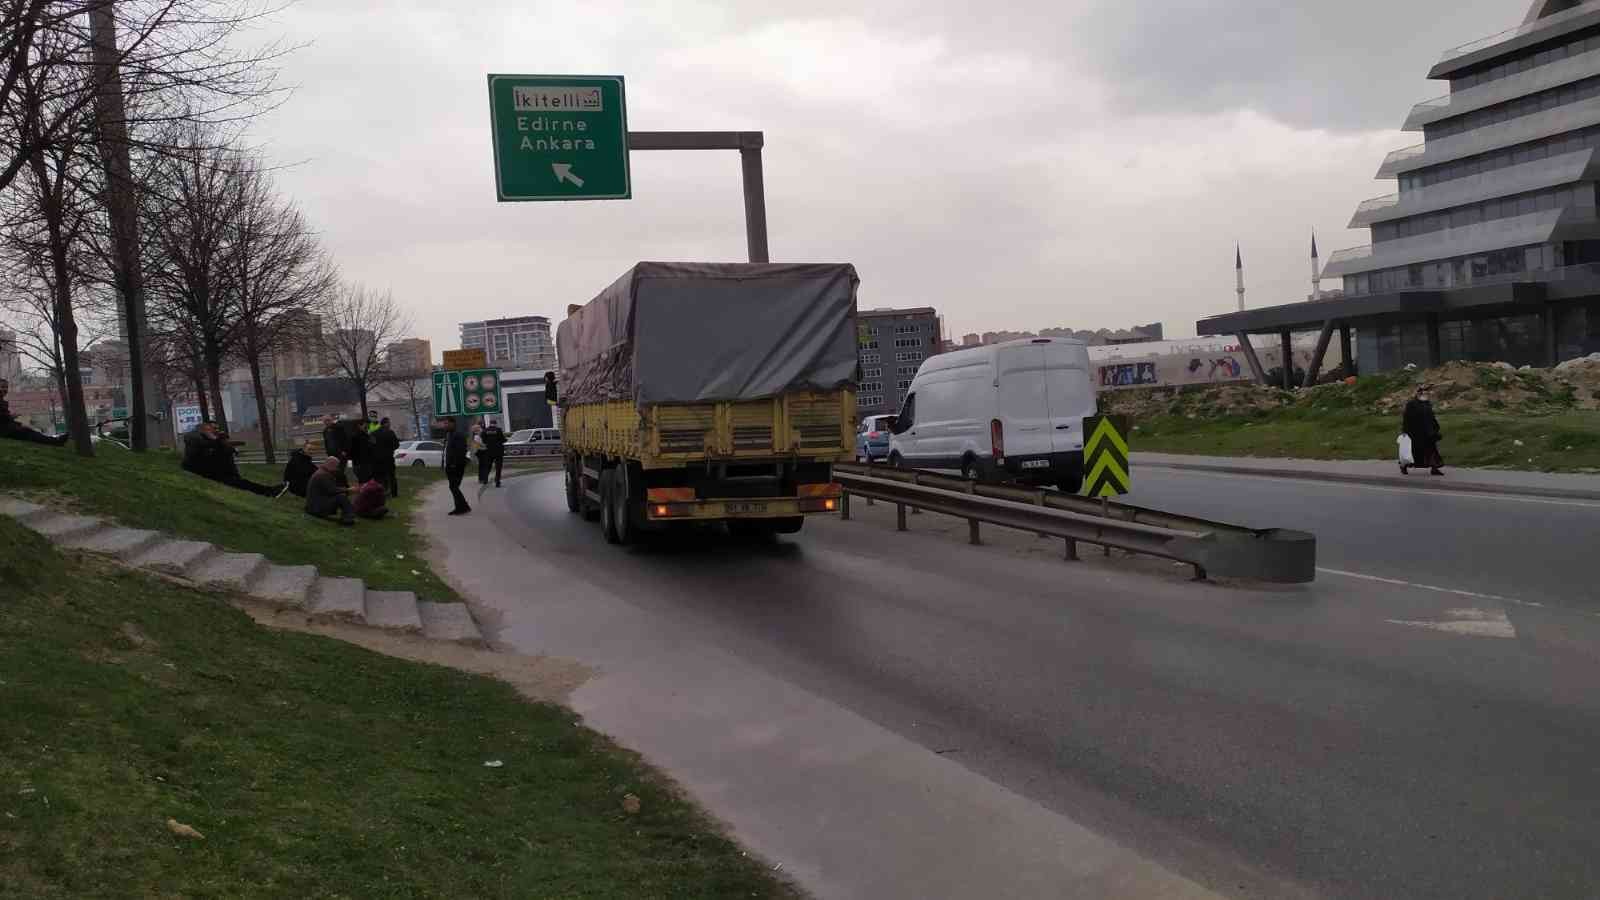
[552,162,585,187]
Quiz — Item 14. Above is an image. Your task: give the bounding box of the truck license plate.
[1020,460,1050,470]
[726,501,768,514]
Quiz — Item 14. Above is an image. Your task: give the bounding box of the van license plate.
[1020,460,1050,470]
[726,501,768,514]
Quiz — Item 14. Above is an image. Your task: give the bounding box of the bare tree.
[0,20,118,455]
[322,283,410,420]
[0,0,293,450]
[228,159,334,463]
[141,133,247,431]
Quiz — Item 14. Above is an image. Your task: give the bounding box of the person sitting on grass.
[181,421,284,497]
[282,441,318,498]
[0,377,68,447]
[351,477,390,520]
[304,457,356,526]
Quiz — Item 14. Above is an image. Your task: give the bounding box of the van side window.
[896,394,916,432]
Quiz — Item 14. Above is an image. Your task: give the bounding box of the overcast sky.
[251,0,1526,354]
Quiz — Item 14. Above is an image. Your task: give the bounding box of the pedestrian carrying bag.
[1397,433,1414,465]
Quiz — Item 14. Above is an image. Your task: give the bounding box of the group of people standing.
[439,417,507,515]
[319,414,401,497]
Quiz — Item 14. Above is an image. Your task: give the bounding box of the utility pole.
[89,1,164,450]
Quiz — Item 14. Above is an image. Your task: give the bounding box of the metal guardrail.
[833,463,1316,584]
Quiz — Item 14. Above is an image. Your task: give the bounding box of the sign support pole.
[628,131,769,263]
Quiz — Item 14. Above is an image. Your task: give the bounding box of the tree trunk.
[205,358,228,435]
[247,351,275,464]
[91,2,159,451]
[31,154,92,457]
[193,374,211,423]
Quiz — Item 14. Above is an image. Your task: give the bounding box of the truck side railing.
[833,463,1316,584]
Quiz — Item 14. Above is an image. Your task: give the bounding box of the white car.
[505,427,562,457]
[394,439,446,468]
[887,337,1096,493]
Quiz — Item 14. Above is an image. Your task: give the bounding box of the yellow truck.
[556,262,860,544]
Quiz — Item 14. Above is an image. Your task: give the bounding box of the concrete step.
[27,513,106,542]
[363,590,423,633]
[252,564,317,608]
[416,601,484,645]
[128,539,218,577]
[307,576,366,621]
[59,526,163,560]
[189,552,268,592]
[0,498,47,522]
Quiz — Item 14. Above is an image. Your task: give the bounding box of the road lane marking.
[1137,466,1600,510]
[1317,566,1525,604]
[1385,607,1517,639]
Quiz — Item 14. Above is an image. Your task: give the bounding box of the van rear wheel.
[1059,469,1084,495]
[960,456,980,482]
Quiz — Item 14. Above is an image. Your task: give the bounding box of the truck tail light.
[991,418,1004,462]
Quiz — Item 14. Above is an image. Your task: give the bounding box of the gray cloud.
[247,1,1513,354]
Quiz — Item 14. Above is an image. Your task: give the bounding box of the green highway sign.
[433,371,461,416]
[487,74,630,201]
[433,368,501,419]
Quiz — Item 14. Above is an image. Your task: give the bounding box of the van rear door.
[1042,342,1095,454]
[996,343,1051,458]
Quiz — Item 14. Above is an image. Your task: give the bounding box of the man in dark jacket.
[304,456,355,525]
[321,415,347,461]
[478,420,508,488]
[442,416,471,515]
[371,417,401,498]
[281,442,318,497]
[0,378,68,446]
[1401,385,1444,476]
[182,422,281,496]
[347,418,374,483]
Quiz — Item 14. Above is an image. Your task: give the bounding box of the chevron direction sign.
[1082,415,1131,498]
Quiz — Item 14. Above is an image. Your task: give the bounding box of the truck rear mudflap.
[644,483,841,521]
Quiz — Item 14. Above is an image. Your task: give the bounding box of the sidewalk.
[1132,452,1600,501]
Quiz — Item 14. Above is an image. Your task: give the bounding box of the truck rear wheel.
[564,457,581,513]
[611,465,638,545]
[599,468,621,543]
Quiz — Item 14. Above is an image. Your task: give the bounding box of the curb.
[1135,460,1600,502]
[1,495,490,646]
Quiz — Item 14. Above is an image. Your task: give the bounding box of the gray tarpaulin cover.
[556,262,861,408]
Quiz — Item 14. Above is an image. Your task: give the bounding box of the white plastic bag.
[1397,433,1414,465]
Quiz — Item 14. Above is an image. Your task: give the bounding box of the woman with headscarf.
[1401,385,1444,476]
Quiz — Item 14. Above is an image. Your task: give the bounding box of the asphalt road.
[1125,465,1600,611]
[466,469,1600,899]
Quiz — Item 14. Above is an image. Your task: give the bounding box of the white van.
[887,338,1096,492]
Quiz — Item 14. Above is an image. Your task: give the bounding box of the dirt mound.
[1105,359,1600,420]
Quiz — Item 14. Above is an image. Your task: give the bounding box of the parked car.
[394,439,445,468]
[854,414,896,462]
[505,427,562,458]
[887,337,1095,493]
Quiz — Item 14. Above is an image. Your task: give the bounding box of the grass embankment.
[1114,367,1600,473]
[0,441,459,601]
[0,518,794,898]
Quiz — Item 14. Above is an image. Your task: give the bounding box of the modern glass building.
[1201,0,1600,378]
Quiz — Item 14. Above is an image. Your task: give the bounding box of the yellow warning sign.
[1082,415,1130,498]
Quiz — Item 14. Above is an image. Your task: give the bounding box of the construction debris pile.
[1104,355,1600,420]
